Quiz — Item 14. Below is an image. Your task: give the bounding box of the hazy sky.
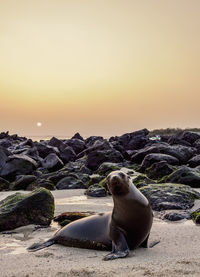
[0,0,200,137]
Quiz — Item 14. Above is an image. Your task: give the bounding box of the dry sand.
[0,189,200,277]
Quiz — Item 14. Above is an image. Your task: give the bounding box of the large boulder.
[23,147,40,162]
[131,143,196,164]
[0,148,8,170]
[56,175,84,189]
[0,177,10,191]
[161,210,191,221]
[140,183,200,211]
[35,142,59,158]
[66,138,85,154]
[194,139,200,153]
[11,175,37,190]
[85,136,104,147]
[0,154,38,181]
[164,166,200,188]
[77,140,112,159]
[48,137,65,150]
[59,146,76,164]
[0,188,54,231]
[71,133,84,141]
[85,184,107,197]
[140,153,179,172]
[42,153,64,172]
[86,149,124,171]
[145,161,174,180]
[168,131,200,146]
[0,139,12,148]
[110,129,149,151]
[96,162,122,176]
[188,155,200,168]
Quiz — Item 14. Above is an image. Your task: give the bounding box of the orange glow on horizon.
[0,0,200,137]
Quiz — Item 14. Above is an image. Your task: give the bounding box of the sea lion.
[28,170,153,260]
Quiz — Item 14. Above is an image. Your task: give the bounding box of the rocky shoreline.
[0,129,200,231]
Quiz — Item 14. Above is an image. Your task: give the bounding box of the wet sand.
[0,190,200,277]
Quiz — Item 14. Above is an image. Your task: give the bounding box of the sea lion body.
[53,212,112,250]
[28,170,153,260]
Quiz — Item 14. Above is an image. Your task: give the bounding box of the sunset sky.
[0,0,200,138]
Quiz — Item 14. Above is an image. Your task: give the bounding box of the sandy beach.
[0,189,199,277]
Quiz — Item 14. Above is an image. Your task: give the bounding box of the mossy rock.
[56,175,84,189]
[85,184,107,197]
[96,162,121,175]
[85,174,105,189]
[163,166,200,188]
[145,161,174,180]
[59,219,71,227]
[132,174,155,188]
[0,188,54,231]
[38,180,55,190]
[139,183,200,211]
[0,177,10,191]
[54,211,95,226]
[190,208,200,224]
[0,154,38,181]
[10,175,37,190]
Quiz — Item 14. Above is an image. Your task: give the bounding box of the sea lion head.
[107,170,130,196]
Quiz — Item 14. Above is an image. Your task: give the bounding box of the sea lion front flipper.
[103,225,129,261]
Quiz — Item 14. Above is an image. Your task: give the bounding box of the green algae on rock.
[163,166,200,188]
[96,162,121,175]
[132,174,155,188]
[0,177,10,191]
[54,211,95,227]
[85,183,107,197]
[139,183,200,211]
[0,188,54,231]
[190,208,200,224]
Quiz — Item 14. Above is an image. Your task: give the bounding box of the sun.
[37,122,42,127]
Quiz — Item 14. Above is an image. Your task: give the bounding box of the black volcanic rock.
[77,140,112,159]
[86,149,124,171]
[0,148,8,170]
[71,133,84,141]
[0,188,54,231]
[140,183,200,211]
[85,136,104,147]
[0,139,12,148]
[163,166,200,188]
[66,138,85,154]
[168,131,200,146]
[131,143,196,164]
[110,129,149,151]
[59,146,76,163]
[56,175,84,189]
[11,175,37,190]
[0,154,38,181]
[35,142,60,158]
[0,131,9,139]
[161,211,190,221]
[188,155,200,168]
[145,161,174,180]
[48,137,65,150]
[42,153,64,172]
[140,153,179,172]
[0,177,10,191]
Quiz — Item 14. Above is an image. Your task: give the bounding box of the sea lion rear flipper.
[27,238,55,252]
[103,226,129,261]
